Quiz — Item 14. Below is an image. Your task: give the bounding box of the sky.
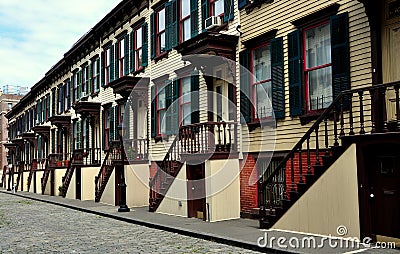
[0,0,122,90]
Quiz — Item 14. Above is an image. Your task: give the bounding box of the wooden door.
[187,163,206,220]
[367,145,400,239]
[75,167,81,200]
[115,166,122,206]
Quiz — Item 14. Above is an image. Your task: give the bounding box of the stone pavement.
[1,190,399,254]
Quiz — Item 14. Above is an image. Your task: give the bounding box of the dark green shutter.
[124,34,129,75]
[130,32,135,72]
[331,13,350,108]
[165,2,172,51]
[171,0,178,47]
[239,50,251,123]
[51,88,56,117]
[271,37,285,119]
[78,70,82,100]
[38,136,42,159]
[77,120,82,149]
[190,0,198,38]
[102,111,106,150]
[96,58,100,91]
[151,86,157,138]
[101,51,105,87]
[88,64,92,95]
[288,30,303,117]
[165,80,173,135]
[142,22,149,67]
[191,70,200,124]
[115,43,119,79]
[110,45,115,82]
[67,80,71,109]
[201,0,208,32]
[110,106,115,143]
[224,0,234,22]
[238,0,247,9]
[150,13,156,59]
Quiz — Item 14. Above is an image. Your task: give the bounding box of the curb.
[1,190,293,254]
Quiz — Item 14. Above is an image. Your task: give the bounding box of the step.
[304,173,315,185]
[313,164,327,177]
[296,182,308,194]
[322,155,334,167]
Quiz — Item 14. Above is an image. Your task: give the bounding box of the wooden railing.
[72,148,101,166]
[48,153,71,168]
[40,158,50,195]
[149,121,237,212]
[15,162,24,191]
[94,147,114,202]
[259,81,400,227]
[125,138,149,161]
[27,159,37,192]
[60,151,78,197]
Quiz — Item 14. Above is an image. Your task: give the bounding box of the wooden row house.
[3,0,399,243]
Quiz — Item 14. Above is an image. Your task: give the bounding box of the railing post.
[290,155,295,192]
[324,117,329,155]
[349,93,355,135]
[307,138,311,174]
[359,91,366,134]
[395,85,400,131]
[299,144,303,183]
[339,97,345,138]
[333,105,339,147]
[315,125,320,165]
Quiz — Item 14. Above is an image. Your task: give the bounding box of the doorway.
[115,166,123,206]
[187,163,206,220]
[365,143,400,240]
[75,167,81,200]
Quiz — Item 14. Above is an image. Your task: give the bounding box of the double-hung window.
[210,0,224,17]
[91,58,100,93]
[135,27,143,70]
[118,38,126,77]
[304,22,332,111]
[105,47,111,85]
[180,77,192,125]
[157,8,166,56]
[252,43,272,119]
[157,86,166,135]
[73,71,78,103]
[180,0,191,42]
[82,65,89,97]
[104,107,111,150]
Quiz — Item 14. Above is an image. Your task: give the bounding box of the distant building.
[0,90,25,187]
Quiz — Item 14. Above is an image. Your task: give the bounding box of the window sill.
[299,110,333,125]
[153,135,167,143]
[153,52,169,63]
[132,67,145,76]
[91,91,99,98]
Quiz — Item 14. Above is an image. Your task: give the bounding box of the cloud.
[0,0,121,89]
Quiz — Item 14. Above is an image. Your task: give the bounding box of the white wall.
[100,170,115,206]
[126,164,150,207]
[81,167,98,201]
[206,159,241,222]
[272,144,361,238]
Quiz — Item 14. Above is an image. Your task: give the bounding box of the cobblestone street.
[0,193,259,253]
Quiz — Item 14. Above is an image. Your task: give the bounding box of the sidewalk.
[1,190,398,254]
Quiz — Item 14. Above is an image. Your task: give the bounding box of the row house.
[3,0,399,243]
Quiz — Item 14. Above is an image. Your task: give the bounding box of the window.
[304,22,332,111]
[7,103,12,110]
[157,86,166,135]
[118,38,126,76]
[210,0,224,16]
[73,71,78,103]
[180,77,191,125]
[157,8,166,56]
[287,13,350,118]
[105,47,112,85]
[180,0,191,42]
[91,58,100,93]
[82,65,89,97]
[135,27,143,70]
[103,107,111,150]
[65,80,70,111]
[251,44,272,119]
[82,119,87,149]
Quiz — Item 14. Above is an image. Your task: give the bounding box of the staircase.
[27,159,38,192]
[259,81,400,228]
[94,149,114,202]
[15,162,24,191]
[149,132,185,212]
[60,153,75,198]
[40,159,50,194]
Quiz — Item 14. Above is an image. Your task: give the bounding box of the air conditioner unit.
[81,92,86,98]
[205,16,221,30]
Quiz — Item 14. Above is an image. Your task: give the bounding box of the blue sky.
[0,0,121,90]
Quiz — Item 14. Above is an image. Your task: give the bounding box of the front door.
[75,167,81,200]
[115,166,122,206]
[367,144,400,240]
[187,163,206,220]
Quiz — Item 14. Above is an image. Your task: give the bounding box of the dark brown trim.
[152,74,169,85]
[291,3,340,28]
[151,0,168,10]
[130,17,146,29]
[242,29,278,48]
[115,29,128,40]
[153,51,169,62]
